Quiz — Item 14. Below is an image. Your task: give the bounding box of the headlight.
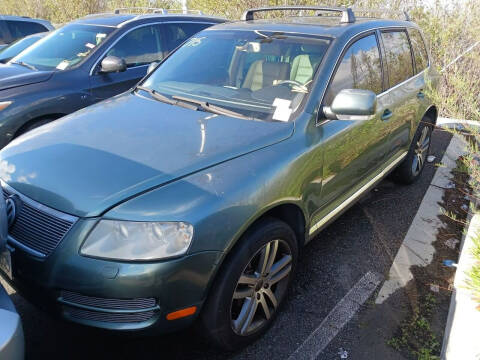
[80,220,194,261]
[0,101,13,112]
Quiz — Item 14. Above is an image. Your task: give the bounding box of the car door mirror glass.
[147,61,160,75]
[100,56,127,73]
[324,89,377,120]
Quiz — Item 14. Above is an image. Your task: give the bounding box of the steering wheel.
[274,80,308,92]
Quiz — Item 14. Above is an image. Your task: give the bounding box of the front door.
[310,33,392,229]
[90,24,166,102]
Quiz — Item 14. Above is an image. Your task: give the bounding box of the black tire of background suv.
[199,217,298,351]
[391,116,434,184]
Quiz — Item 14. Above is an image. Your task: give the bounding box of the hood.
[0,63,53,91]
[0,92,294,217]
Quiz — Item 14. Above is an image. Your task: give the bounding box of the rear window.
[5,20,48,41]
[381,30,414,88]
[407,28,429,73]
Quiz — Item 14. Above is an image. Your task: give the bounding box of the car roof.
[0,15,52,26]
[73,13,225,28]
[206,16,416,39]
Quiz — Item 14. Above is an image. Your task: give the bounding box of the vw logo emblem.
[5,195,20,228]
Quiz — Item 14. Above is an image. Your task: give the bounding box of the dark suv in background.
[0,15,53,49]
[0,9,224,148]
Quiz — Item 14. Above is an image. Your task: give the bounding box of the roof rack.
[241,6,356,23]
[352,8,410,21]
[166,9,203,15]
[114,7,168,15]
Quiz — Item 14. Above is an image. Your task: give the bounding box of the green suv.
[0,6,437,350]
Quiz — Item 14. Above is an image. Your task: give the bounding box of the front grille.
[65,307,155,324]
[3,187,77,257]
[60,290,156,311]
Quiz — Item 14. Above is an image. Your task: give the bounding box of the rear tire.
[392,117,433,184]
[200,218,298,351]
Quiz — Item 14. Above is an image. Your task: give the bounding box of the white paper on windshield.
[272,98,292,122]
[56,60,69,70]
[85,42,95,49]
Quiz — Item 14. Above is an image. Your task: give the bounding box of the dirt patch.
[388,158,472,359]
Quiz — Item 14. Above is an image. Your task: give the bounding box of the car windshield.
[0,33,45,63]
[142,30,331,121]
[9,24,114,71]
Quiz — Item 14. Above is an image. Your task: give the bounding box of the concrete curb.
[441,211,480,359]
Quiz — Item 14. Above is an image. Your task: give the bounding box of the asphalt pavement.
[1,129,452,360]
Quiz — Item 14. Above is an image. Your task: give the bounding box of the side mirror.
[323,89,377,120]
[100,56,126,73]
[147,61,160,75]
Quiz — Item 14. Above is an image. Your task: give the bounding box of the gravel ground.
[1,129,452,360]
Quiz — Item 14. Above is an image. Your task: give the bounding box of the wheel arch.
[13,113,66,139]
[203,201,307,297]
[423,105,438,125]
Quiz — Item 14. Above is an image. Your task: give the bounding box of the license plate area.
[0,249,12,280]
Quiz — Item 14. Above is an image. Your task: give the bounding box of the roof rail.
[241,6,355,23]
[166,9,204,15]
[114,7,167,15]
[352,8,410,21]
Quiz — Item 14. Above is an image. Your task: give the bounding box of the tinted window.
[5,20,47,41]
[164,23,211,51]
[12,24,113,71]
[0,34,43,62]
[381,31,414,87]
[107,25,164,68]
[407,28,429,73]
[325,34,383,105]
[0,21,6,44]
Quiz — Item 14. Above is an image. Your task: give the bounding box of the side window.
[381,31,414,88]
[325,34,383,105]
[163,23,211,51]
[0,21,6,44]
[106,25,164,68]
[5,20,47,41]
[407,28,429,73]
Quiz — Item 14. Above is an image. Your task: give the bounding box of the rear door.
[90,24,166,101]
[315,33,391,216]
[407,27,430,118]
[379,29,418,159]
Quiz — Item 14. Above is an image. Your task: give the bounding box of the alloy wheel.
[412,125,431,176]
[230,239,292,336]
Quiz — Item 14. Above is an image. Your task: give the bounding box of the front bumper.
[0,285,24,360]
[1,221,222,333]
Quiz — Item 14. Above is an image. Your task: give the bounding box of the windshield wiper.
[136,86,177,105]
[171,95,255,120]
[136,86,201,111]
[10,61,37,71]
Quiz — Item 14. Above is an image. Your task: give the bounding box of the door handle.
[417,90,425,99]
[381,109,393,121]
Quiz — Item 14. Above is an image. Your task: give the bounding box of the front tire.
[200,218,298,350]
[392,117,433,184]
